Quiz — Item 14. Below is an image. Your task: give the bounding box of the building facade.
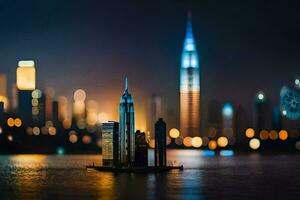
[135,130,148,167]
[155,118,167,167]
[180,13,200,137]
[102,122,119,167]
[119,78,135,166]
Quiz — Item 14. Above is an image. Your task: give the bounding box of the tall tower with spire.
[180,12,200,137]
[119,77,135,166]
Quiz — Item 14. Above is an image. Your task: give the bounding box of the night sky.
[0,0,299,129]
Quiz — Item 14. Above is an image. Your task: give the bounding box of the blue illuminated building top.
[181,12,199,69]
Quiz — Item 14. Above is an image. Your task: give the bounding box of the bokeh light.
[69,134,78,143]
[217,137,228,148]
[191,137,202,148]
[33,127,40,136]
[245,128,255,138]
[82,135,92,144]
[169,128,180,138]
[14,118,22,127]
[183,137,193,147]
[269,130,278,140]
[279,130,288,141]
[7,118,14,127]
[49,127,56,136]
[97,112,108,124]
[74,89,86,102]
[259,130,269,140]
[249,138,260,150]
[208,140,217,150]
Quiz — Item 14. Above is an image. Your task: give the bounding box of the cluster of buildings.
[101,79,167,167]
[0,13,299,154]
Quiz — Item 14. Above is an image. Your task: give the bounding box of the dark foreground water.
[0,150,299,200]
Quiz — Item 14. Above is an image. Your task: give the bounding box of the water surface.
[0,150,299,199]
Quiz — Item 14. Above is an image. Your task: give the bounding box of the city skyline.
[0,1,299,132]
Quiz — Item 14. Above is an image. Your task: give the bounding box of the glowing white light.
[249,138,260,150]
[258,93,264,100]
[222,103,233,118]
[282,110,287,116]
[191,56,197,67]
[183,57,190,68]
[18,60,35,67]
[186,43,194,51]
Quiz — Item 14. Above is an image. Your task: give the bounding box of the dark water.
[0,150,299,200]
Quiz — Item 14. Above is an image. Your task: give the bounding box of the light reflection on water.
[0,150,299,199]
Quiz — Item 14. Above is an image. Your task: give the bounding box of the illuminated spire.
[186,10,193,39]
[124,77,128,93]
[181,11,199,69]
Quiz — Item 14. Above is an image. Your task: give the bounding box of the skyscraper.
[102,122,119,167]
[119,78,135,167]
[180,12,200,137]
[135,130,148,167]
[155,118,167,167]
[147,94,162,139]
[16,60,36,123]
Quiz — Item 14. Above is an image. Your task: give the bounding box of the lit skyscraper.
[180,12,200,137]
[16,60,36,123]
[119,78,135,166]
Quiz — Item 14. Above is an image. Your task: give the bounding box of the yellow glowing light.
[169,128,180,139]
[73,101,85,115]
[82,135,92,144]
[259,130,269,140]
[7,118,15,127]
[245,128,255,138]
[16,61,36,90]
[0,96,9,111]
[149,139,155,148]
[0,126,2,134]
[87,112,98,126]
[31,98,39,106]
[191,137,202,148]
[208,140,217,150]
[74,89,86,102]
[14,118,22,127]
[279,130,288,141]
[183,137,193,147]
[217,136,228,147]
[49,127,56,136]
[69,134,78,143]
[249,138,260,150]
[98,112,108,124]
[32,127,40,136]
[269,130,278,140]
[63,119,71,129]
